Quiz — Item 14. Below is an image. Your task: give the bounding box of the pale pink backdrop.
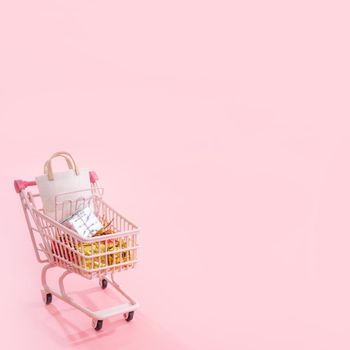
[1,1,350,349]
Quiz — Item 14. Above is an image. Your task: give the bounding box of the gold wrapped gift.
[52,216,133,270]
[77,238,131,270]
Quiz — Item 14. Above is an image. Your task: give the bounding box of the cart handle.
[14,180,36,193]
[14,171,99,193]
[89,171,99,184]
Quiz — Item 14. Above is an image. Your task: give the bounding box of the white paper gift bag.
[35,152,91,220]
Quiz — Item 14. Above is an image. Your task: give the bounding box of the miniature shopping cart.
[14,171,140,331]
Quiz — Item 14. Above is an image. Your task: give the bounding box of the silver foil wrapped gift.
[61,207,103,239]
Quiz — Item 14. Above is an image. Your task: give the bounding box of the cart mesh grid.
[32,195,139,279]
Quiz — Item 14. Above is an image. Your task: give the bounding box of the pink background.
[1,1,350,349]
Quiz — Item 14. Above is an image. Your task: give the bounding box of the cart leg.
[41,264,72,303]
[58,270,72,299]
[41,263,55,291]
[41,263,55,304]
[111,270,138,305]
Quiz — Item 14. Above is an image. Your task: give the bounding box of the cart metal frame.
[14,172,140,330]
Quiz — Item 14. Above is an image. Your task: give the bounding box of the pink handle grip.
[89,171,99,184]
[14,180,36,193]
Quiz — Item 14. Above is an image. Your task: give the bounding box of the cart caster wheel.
[99,278,108,289]
[92,319,103,331]
[124,311,134,322]
[46,293,53,305]
[41,291,52,305]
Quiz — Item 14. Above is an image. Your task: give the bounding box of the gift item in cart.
[61,207,103,239]
[52,236,132,270]
[52,215,133,270]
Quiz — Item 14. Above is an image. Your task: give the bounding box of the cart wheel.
[45,293,53,305]
[124,311,134,322]
[41,290,52,305]
[99,278,108,289]
[92,319,103,331]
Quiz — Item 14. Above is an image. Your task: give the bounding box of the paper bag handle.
[44,151,80,181]
[44,154,73,172]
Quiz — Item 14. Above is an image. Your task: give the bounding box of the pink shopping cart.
[14,171,140,331]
